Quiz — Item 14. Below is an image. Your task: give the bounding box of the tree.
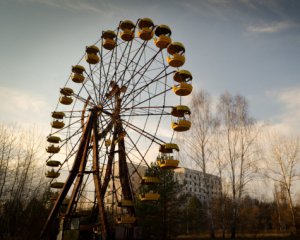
[185,195,204,234]
[0,123,49,239]
[136,163,186,240]
[181,90,219,238]
[217,92,260,239]
[0,123,17,199]
[265,133,300,234]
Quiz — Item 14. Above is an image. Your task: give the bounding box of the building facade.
[105,162,222,203]
[174,167,222,202]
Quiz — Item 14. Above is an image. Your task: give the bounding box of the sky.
[0,0,300,136]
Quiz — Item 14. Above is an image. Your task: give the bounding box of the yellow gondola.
[46,160,61,167]
[140,176,160,185]
[47,136,61,144]
[46,170,60,178]
[51,120,65,129]
[159,143,179,153]
[167,42,185,67]
[138,18,154,29]
[154,35,172,49]
[171,105,191,132]
[167,42,185,55]
[72,65,85,74]
[50,182,64,189]
[59,87,73,105]
[116,215,136,224]
[172,82,193,96]
[157,143,180,169]
[173,70,192,83]
[171,119,191,132]
[139,192,160,201]
[171,105,191,117]
[138,18,154,41]
[85,45,100,64]
[46,145,60,154]
[167,53,185,68]
[157,157,180,169]
[154,24,172,49]
[60,87,73,96]
[71,65,85,83]
[119,20,135,41]
[59,96,73,105]
[52,111,65,119]
[102,30,117,50]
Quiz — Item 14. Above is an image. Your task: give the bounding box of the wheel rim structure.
[41,18,193,240]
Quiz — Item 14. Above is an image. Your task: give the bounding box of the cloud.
[0,86,49,126]
[247,20,294,34]
[266,87,300,135]
[0,86,46,112]
[19,0,105,13]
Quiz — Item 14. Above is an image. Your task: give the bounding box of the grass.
[175,231,298,239]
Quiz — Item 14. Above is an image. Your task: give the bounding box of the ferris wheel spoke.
[121,119,165,145]
[113,41,148,89]
[99,41,118,104]
[121,106,172,116]
[98,52,110,103]
[121,48,162,93]
[76,78,99,106]
[102,39,132,97]
[98,120,114,140]
[121,69,173,108]
[122,85,173,112]
[87,64,101,104]
[123,135,157,190]
[116,39,135,88]
[101,41,149,107]
[50,117,82,136]
[121,57,171,110]
[72,93,95,108]
[125,133,151,169]
[99,39,131,104]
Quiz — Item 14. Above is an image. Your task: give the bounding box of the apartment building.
[174,167,222,202]
[106,162,221,203]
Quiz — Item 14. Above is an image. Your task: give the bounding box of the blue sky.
[0,0,300,135]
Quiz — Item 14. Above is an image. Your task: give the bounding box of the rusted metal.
[92,115,109,239]
[40,113,94,239]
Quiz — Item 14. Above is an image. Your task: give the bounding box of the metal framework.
[41,18,191,240]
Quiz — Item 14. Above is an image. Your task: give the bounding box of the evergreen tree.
[136,163,187,239]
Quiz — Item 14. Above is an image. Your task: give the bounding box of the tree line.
[0,90,299,239]
[177,90,300,239]
[0,124,49,239]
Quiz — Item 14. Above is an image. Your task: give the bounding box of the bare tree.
[211,129,229,238]
[265,133,300,234]
[0,124,17,199]
[0,123,47,238]
[217,92,259,239]
[182,90,219,238]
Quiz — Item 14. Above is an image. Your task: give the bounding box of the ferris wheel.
[41,18,193,239]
